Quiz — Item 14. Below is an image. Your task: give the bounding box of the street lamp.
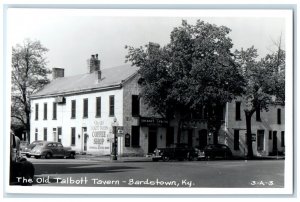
[112,117,118,160]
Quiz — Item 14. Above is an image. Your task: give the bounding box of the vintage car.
[21,140,43,157]
[28,141,76,159]
[10,133,35,185]
[152,143,202,162]
[203,144,233,159]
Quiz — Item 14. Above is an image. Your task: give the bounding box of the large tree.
[126,20,245,143]
[234,43,285,158]
[11,39,51,142]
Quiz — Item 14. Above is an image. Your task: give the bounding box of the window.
[35,104,39,120]
[256,108,261,121]
[281,131,285,147]
[35,128,38,141]
[83,99,88,118]
[257,130,264,151]
[44,103,47,120]
[277,108,281,124]
[58,127,62,143]
[96,97,101,117]
[234,129,239,150]
[269,131,272,140]
[71,127,76,146]
[53,102,57,120]
[166,127,174,146]
[235,101,241,120]
[131,126,140,147]
[43,128,47,141]
[71,100,76,118]
[109,95,115,117]
[132,95,140,117]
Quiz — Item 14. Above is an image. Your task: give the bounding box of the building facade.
[30,55,285,157]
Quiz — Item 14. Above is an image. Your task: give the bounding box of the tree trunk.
[177,119,182,144]
[25,108,30,142]
[245,110,254,158]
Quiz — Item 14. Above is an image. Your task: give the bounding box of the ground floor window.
[234,129,239,150]
[35,128,38,141]
[71,127,76,146]
[257,130,265,151]
[58,127,62,143]
[43,128,47,141]
[131,126,140,147]
[281,131,285,147]
[269,130,272,140]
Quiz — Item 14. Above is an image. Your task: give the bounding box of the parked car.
[152,143,201,162]
[203,144,233,160]
[21,140,43,157]
[10,133,35,185]
[28,141,76,159]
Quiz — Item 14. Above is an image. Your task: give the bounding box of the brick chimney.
[52,68,64,79]
[87,54,100,73]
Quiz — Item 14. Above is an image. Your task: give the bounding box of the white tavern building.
[30,54,285,157]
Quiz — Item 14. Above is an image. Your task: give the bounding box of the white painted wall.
[30,88,124,155]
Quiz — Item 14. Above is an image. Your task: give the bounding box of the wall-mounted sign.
[140,117,168,127]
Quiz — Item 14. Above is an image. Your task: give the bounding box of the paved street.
[21,157,285,188]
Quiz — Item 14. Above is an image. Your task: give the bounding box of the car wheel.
[188,153,195,161]
[35,156,40,159]
[45,153,52,159]
[162,156,170,162]
[26,154,31,158]
[69,153,75,159]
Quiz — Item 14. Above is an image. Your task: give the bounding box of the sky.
[7,9,287,77]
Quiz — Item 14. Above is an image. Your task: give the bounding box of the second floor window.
[83,98,88,118]
[235,101,241,121]
[35,104,39,120]
[44,103,47,120]
[71,100,76,118]
[109,95,115,117]
[53,102,57,120]
[132,95,140,117]
[277,108,281,124]
[96,97,101,117]
[256,108,261,121]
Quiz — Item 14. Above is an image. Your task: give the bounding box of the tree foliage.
[11,39,51,141]
[234,41,285,157]
[126,20,245,143]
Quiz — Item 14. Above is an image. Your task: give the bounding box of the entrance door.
[273,131,278,153]
[148,127,157,153]
[199,129,208,150]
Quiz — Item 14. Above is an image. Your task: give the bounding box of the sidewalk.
[75,154,153,162]
[75,154,285,162]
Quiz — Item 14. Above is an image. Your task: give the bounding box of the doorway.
[199,129,208,150]
[273,131,278,153]
[82,127,88,152]
[148,127,157,153]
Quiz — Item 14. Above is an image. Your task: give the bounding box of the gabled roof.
[31,64,139,98]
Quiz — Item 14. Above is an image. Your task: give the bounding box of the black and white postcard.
[3,4,294,197]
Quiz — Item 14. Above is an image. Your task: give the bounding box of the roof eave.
[30,84,123,100]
